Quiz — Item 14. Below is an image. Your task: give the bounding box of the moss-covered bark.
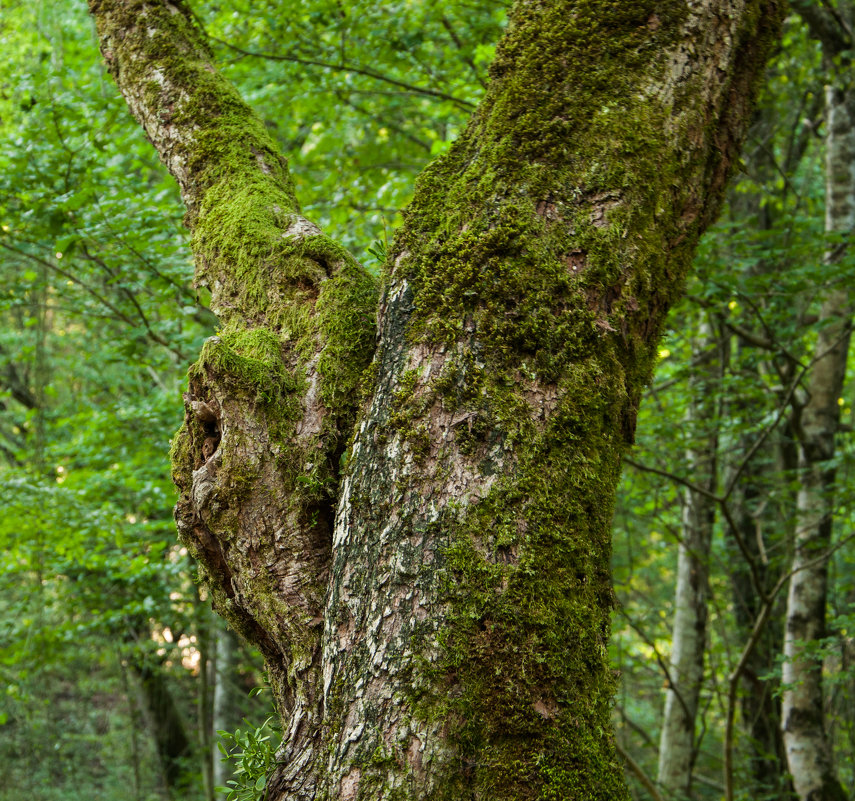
[89,0,783,798]
[316,2,783,799]
[89,0,377,766]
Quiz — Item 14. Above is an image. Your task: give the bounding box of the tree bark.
[781,76,854,801]
[212,623,243,800]
[781,7,853,799]
[656,316,719,799]
[88,0,784,797]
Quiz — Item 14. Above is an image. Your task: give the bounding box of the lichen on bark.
[90,0,377,751]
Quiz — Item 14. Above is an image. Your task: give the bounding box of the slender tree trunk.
[88,1,784,797]
[198,608,215,801]
[718,103,797,799]
[656,316,719,799]
[212,623,243,800]
[727,465,790,799]
[130,657,193,795]
[723,284,791,801]
[781,77,854,801]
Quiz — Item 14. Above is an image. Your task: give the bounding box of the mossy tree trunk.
[88,0,783,798]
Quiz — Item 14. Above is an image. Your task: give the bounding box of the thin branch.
[1,241,138,328]
[441,17,488,88]
[0,344,38,409]
[792,0,852,56]
[783,89,825,176]
[80,244,188,361]
[1,241,188,361]
[334,92,432,152]
[616,706,658,751]
[617,608,693,725]
[694,772,726,792]
[207,36,477,110]
[625,353,811,606]
[614,740,667,801]
[624,457,719,504]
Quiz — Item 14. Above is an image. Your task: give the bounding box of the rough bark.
[656,317,718,799]
[308,3,783,797]
[88,0,784,798]
[781,62,854,801]
[88,0,378,763]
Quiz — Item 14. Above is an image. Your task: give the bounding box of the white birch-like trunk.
[657,318,718,798]
[212,624,242,800]
[781,78,854,801]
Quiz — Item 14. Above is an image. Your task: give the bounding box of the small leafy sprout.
[216,716,279,801]
[367,238,387,265]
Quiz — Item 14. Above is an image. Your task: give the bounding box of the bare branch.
[614,739,667,801]
[207,35,477,111]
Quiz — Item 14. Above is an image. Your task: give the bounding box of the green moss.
[392,1,696,404]
[168,423,194,485]
[327,1,781,797]
[191,330,297,405]
[97,0,781,795]
[313,258,380,423]
[392,357,628,799]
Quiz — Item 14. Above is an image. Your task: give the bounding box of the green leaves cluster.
[216,717,278,801]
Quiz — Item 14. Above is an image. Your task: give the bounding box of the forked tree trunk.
[88,1,783,797]
[657,317,719,798]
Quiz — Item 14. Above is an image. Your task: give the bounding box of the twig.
[207,36,476,110]
[614,740,667,801]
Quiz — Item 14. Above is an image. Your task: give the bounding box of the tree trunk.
[718,102,796,799]
[88,0,784,797]
[780,9,853,799]
[781,78,854,801]
[212,623,243,800]
[656,316,719,799]
[130,656,193,794]
[727,461,791,799]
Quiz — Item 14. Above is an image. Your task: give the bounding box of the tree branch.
[207,35,477,110]
[792,0,852,56]
[614,739,667,801]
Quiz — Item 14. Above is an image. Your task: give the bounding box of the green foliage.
[194,0,505,257]
[0,0,502,791]
[216,717,279,801]
[610,12,855,799]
